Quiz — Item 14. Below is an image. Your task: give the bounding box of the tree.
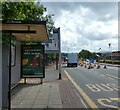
[2,2,54,34]
[78,49,93,59]
[42,15,55,35]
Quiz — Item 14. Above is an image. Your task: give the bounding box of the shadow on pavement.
[11,83,40,97]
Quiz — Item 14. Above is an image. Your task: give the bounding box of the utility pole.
[53,28,62,79]
[56,54,58,70]
[58,28,62,79]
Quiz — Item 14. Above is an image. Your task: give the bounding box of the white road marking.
[107,74,120,80]
[99,74,105,77]
[64,70,99,109]
[75,89,88,108]
[108,77,114,80]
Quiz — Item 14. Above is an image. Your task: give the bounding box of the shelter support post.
[40,78,43,84]
[8,33,12,110]
[24,78,26,84]
[0,30,2,110]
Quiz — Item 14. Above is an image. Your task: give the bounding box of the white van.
[67,53,78,67]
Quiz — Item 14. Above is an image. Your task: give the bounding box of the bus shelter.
[0,20,48,109]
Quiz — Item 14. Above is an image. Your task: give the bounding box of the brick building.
[105,51,120,60]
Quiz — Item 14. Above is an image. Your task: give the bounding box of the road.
[63,64,119,109]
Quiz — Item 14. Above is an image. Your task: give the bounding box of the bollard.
[97,63,100,69]
[88,63,91,69]
[103,63,107,69]
[85,63,87,68]
[88,65,91,69]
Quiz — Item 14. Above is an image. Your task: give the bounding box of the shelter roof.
[1,20,48,42]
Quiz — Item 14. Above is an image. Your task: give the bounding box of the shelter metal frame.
[1,20,48,110]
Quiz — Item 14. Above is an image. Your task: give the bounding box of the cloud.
[82,20,118,40]
[42,2,118,52]
[42,2,118,20]
[41,0,119,2]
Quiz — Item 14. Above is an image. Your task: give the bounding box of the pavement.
[11,65,86,109]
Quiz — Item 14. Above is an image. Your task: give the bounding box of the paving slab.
[21,100,35,105]
[11,65,87,109]
[15,104,32,108]
[32,104,48,108]
[48,104,62,108]
[11,82,62,109]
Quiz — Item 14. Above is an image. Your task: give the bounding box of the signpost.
[21,44,45,79]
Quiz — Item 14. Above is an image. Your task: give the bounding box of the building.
[104,51,120,60]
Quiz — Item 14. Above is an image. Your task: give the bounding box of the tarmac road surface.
[63,64,119,109]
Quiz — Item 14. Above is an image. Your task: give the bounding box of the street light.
[51,14,55,16]
[98,48,101,62]
[108,43,111,49]
[108,43,112,62]
[99,48,101,51]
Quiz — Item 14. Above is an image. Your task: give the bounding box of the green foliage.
[2,33,16,45]
[45,53,56,61]
[78,49,93,59]
[42,15,55,34]
[0,3,2,20]
[2,2,45,21]
[2,2,54,34]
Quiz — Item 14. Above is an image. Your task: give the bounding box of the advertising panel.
[21,44,45,78]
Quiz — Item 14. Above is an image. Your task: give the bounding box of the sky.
[41,1,118,53]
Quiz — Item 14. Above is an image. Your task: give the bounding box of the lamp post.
[108,43,112,62]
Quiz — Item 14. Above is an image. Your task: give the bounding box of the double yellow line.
[64,70,99,110]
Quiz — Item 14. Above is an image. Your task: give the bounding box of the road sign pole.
[56,54,58,70]
[58,28,62,80]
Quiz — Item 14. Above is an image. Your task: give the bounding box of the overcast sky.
[41,1,118,53]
